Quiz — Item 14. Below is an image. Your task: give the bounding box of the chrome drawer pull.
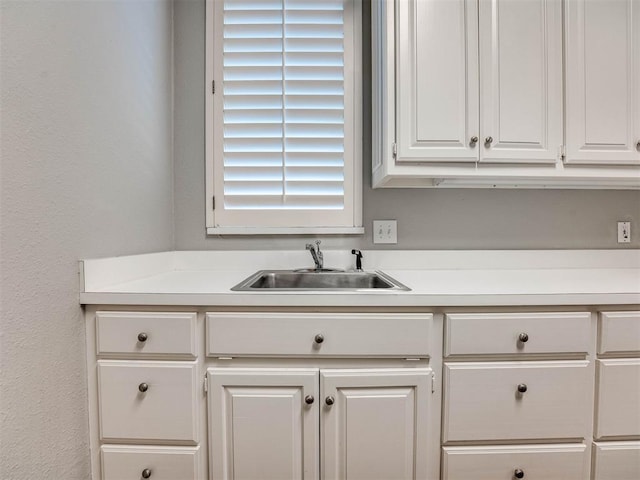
[142,468,152,478]
[138,382,149,393]
[517,383,528,394]
[518,332,529,343]
[514,468,525,479]
[325,395,335,406]
[305,395,315,405]
[314,334,324,344]
[137,332,148,342]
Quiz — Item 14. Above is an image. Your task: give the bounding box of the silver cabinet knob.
[485,136,493,145]
[305,395,315,405]
[138,382,149,393]
[314,334,324,344]
[518,333,529,343]
[142,468,152,479]
[137,332,148,342]
[470,136,479,146]
[514,468,525,479]
[325,395,335,406]
[517,383,527,394]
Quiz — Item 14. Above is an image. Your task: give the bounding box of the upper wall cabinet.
[372,0,640,188]
[565,0,640,165]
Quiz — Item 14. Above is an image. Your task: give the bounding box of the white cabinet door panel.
[396,0,479,162]
[101,446,201,480]
[593,441,640,480]
[595,359,640,439]
[479,0,563,163]
[208,368,319,480]
[442,444,588,480]
[321,369,432,480]
[565,0,640,165]
[443,361,590,442]
[98,361,199,443]
[599,311,640,355]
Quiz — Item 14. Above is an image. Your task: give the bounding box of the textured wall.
[173,0,640,250]
[0,1,174,478]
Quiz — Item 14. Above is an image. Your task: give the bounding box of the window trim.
[205,0,363,235]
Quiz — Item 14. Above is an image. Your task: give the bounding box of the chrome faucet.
[305,240,323,270]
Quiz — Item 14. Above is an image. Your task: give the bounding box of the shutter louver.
[222,0,346,212]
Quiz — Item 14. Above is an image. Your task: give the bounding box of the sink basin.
[231,270,410,292]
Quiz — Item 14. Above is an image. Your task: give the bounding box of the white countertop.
[79,250,640,307]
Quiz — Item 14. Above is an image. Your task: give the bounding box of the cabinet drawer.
[101,446,200,480]
[98,361,198,443]
[593,441,640,480]
[595,359,640,439]
[445,312,591,356]
[206,313,431,357]
[599,312,640,355]
[443,361,590,442]
[96,312,197,358]
[442,444,587,480]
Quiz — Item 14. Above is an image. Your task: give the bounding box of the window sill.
[207,226,365,236]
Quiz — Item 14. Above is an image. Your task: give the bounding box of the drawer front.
[98,361,198,443]
[445,312,591,356]
[599,312,640,355]
[593,441,640,480]
[595,359,640,439]
[101,446,200,480]
[206,313,431,357]
[96,312,197,358]
[442,444,588,480]
[443,361,590,442]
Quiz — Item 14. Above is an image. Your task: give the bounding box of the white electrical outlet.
[618,221,631,243]
[373,220,397,244]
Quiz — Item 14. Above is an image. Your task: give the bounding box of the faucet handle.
[315,240,321,250]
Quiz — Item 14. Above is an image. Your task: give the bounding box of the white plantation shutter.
[207,0,362,233]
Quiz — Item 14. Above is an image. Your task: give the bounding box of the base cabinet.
[208,368,432,480]
[593,442,640,480]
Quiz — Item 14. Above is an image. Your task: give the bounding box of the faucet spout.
[305,240,323,269]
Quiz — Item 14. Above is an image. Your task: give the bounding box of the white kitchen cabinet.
[208,368,433,480]
[321,369,431,480]
[101,445,201,480]
[595,358,640,439]
[443,360,590,442]
[442,444,588,480]
[565,0,640,165]
[208,368,320,480]
[592,441,640,480]
[372,0,640,187]
[394,0,561,165]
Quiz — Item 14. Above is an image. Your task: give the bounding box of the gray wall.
[173,0,640,250]
[0,1,174,478]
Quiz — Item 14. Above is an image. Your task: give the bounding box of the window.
[206,0,363,234]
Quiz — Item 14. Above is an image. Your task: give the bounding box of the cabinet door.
[208,368,319,480]
[321,368,432,480]
[396,0,479,162]
[565,0,640,165]
[595,359,640,439]
[478,0,563,163]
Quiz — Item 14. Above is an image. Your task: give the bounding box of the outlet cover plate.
[373,220,397,244]
[618,221,631,243]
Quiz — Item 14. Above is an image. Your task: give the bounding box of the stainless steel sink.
[231,270,410,292]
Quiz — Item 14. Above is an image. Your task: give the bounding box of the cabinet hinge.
[431,372,436,393]
[392,142,397,158]
[559,145,566,161]
[212,80,215,94]
[203,374,208,393]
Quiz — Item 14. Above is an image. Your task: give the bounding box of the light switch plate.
[373,220,397,244]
